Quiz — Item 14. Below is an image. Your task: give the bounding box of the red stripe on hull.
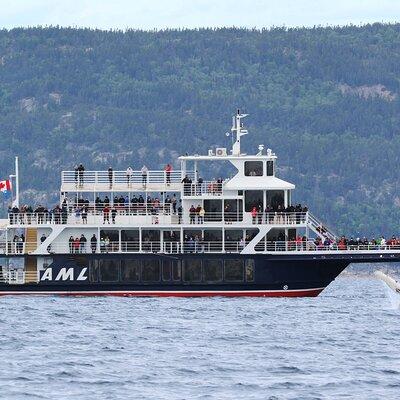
[0,288,324,297]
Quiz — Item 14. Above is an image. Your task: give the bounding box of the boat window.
[224,259,244,282]
[100,260,120,282]
[266,190,284,209]
[183,259,202,282]
[162,260,172,281]
[204,199,222,222]
[142,259,161,282]
[245,161,263,176]
[203,259,223,282]
[245,259,255,282]
[245,190,263,212]
[121,230,139,252]
[121,259,140,282]
[266,161,274,176]
[172,260,181,281]
[89,260,99,282]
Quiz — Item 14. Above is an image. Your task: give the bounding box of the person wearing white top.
[141,165,148,187]
[126,166,133,187]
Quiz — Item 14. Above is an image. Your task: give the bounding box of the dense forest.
[1,24,400,236]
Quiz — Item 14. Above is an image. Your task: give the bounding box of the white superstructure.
[1,110,336,259]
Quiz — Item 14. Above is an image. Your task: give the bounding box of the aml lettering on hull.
[40,267,88,282]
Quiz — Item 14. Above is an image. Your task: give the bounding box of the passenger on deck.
[81,206,88,224]
[198,206,205,224]
[73,237,80,254]
[141,165,148,187]
[178,202,183,224]
[77,164,85,186]
[90,234,97,253]
[111,206,117,224]
[80,234,87,253]
[126,166,133,187]
[197,176,203,195]
[189,205,196,224]
[165,163,172,185]
[103,205,110,224]
[172,194,177,214]
[108,167,113,188]
[165,195,171,215]
[68,236,74,253]
[251,206,257,224]
[181,175,192,195]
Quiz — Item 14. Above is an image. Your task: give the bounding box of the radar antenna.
[231,109,248,156]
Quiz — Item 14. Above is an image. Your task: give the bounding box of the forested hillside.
[1,24,400,236]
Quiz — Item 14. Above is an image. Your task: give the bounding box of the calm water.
[0,277,399,400]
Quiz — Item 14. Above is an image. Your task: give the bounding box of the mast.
[231,109,248,156]
[15,156,19,208]
[9,156,19,208]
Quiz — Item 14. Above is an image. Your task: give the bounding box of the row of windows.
[90,259,255,284]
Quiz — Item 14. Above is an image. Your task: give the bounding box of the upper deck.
[61,170,194,193]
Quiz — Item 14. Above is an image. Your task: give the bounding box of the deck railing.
[2,239,400,256]
[62,170,194,186]
[7,211,308,226]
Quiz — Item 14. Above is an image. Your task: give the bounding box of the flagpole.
[15,156,19,208]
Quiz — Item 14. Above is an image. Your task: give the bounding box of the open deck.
[61,170,195,192]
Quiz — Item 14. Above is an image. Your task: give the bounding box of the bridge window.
[224,259,244,282]
[100,260,120,282]
[203,259,223,282]
[183,259,202,282]
[245,161,263,176]
[266,161,274,176]
[245,259,255,282]
[142,259,161,282]
[121,259,140,282]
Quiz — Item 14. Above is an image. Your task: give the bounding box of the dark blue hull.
[0,253,351,297]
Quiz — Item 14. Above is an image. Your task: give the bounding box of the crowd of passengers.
[8,194,184,225]
[250,204,308,224]
[9,197,310,226]
[314,235,400,249]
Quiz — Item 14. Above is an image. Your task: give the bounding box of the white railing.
[256,240,400,252]
[0,269,25,284]
[62,170,194,187]
[7,211,308,226]
[2,239,400,255]
[182,181,224,196]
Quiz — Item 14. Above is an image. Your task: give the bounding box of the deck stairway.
[24,257,38,283]
[307,213,337,242]
[25,227,38,253]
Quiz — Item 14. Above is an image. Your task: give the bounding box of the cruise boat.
[1,110,400,297]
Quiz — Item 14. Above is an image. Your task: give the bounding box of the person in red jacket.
[103,206,110,224]
[251,206,257,224]
[165,163,172,185]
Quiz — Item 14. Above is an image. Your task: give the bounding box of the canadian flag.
[0,180,11,192]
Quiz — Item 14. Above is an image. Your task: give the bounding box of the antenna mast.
[231,109,248,156]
